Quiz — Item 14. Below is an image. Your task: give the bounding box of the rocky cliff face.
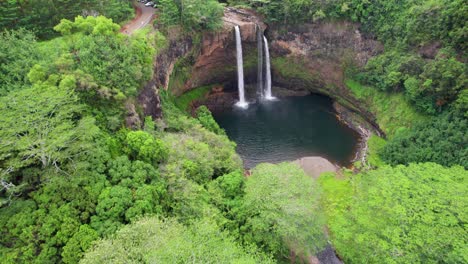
[268,22,384,133]
[270,22,382,68]
[170,8,265,96]
[269,22,383,92]
[137,8,265,122]
[137,8,385,134]
[137,32,193,120]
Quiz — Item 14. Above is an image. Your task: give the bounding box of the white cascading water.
[235,26,248,108]
[257,25,264,98]
[263,36,275,100]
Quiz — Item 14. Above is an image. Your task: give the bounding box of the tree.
[381,110,467,168]
[0,29,39,96]
[0,0,132,39]
[81,217,273,263]
[196,106,225,135]
[159,0,224,31]
[0,84,98,175]
[125,131,168,163]
[159,0,180,27]
[238,163,326,259]
[321,163,468,263]
[180,0,224,31]
[62,225,99,264]
[54,16,120,36]
[412,55,467,114]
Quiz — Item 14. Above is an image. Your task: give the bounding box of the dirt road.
[121,2,156,35]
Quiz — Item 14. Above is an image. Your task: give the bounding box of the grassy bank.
[174,85,212,112]
[345,79,428,137]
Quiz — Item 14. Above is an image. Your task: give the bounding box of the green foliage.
[239,163,326,259]
[362,50,425,92]
[0,166,108,264]
[91,185,133,235]
[162,128,241,185]
[174,85,211,111]
[208,171,245,210]
[125,131,168,163]
[0,29,40,96]
[90,153,166,236]
[66,25,156,98]
[81,217,273,263]
[366,135,387,168]
[54,16,120,36]
[345,79,428,137]
[0,200,38,263]
[0,136,169,263]
[344,0,467,52]
[229,0,339,24]
[61,225,99,264]
[159,0,224,31]
[381,111,468,168]
[361,50,467,114]
[196,106,225,135]
[321,163,468,263]
[159,0,181,27]
[0,0,132,39]
[411,55,467,114]
[180,0,224,31]
[317,172,352,221]
[207,171,246,235]
[0,85,98,173]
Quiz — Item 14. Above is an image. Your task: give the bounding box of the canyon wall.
[164,8,266,97]
[268,22,385,133]
[137,8,385,133]
[136,8,263,124]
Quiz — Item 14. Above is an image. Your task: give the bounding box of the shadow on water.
[213,94,360,169]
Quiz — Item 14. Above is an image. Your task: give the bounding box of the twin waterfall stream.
[263,36,273,100]
[235,25,274,108]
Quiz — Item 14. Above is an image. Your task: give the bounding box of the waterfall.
[235,26,248,108]
[263,36,275,100]
[256,25,264,98]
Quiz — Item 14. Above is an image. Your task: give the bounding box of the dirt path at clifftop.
[121,3,155,35]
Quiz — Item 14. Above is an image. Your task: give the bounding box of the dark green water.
[213,95,360,168]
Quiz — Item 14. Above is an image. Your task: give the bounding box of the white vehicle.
[145,1,154,6]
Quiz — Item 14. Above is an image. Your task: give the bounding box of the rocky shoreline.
[332,102,380,167]
[190,87,377,168]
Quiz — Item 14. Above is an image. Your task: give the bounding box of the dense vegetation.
[381,110,467,168]
[320,163,467,263]
[232,0,467,115]
[1,0,466,263]
[81,217,273,263]
[0,0,133,39]
[159,0,224,31]
[0,14,326,262]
